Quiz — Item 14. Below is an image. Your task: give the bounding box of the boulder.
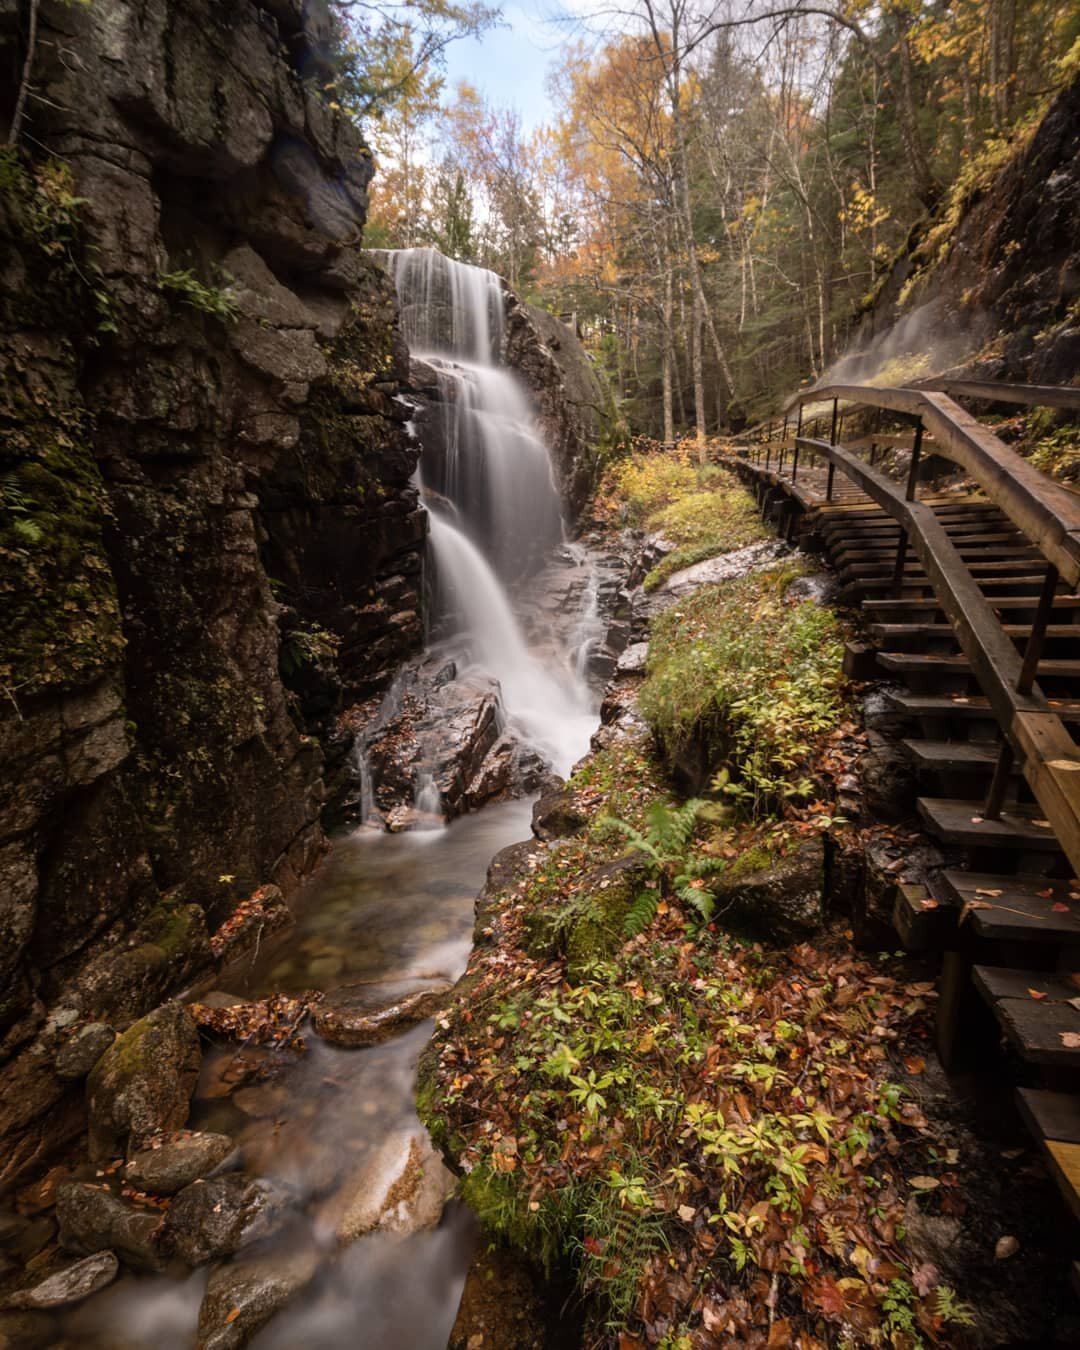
[55,1024,116,1081]
[195,1240,320,1350]
[86,1002,201,1159]
[163,1174,292,1266]
[124,1132,235,1195]
[531,781,587,841]
[56,1182,163,1271]
[312,979,453,1049]
[4,1251,119,1309]
[711,835,826,942]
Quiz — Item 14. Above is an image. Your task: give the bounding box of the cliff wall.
[0,0,424,1188]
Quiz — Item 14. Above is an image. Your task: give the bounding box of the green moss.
[723,841,781,879]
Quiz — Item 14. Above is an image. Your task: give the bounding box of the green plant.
[280,622,341,676]
[606,798,728,929]
[882,1278,923,1347]
[159,267,239,322]
[934,1285,976,1329]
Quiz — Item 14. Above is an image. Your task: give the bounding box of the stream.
[56,248,606,1347]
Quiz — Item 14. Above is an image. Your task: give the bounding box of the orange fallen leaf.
[1060,1031,1080,1049]
[224,1308,241,1325]
[903,1055,925,1074]
[1028,988,1048,1000]
[1053,902,1071,913]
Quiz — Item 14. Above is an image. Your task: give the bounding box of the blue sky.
[441,2,585,132]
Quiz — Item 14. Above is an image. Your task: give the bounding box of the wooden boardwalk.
[730,379,1080,1230]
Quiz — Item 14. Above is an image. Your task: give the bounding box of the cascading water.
[377,246,596,781]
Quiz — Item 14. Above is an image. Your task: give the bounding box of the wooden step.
[841,559,1046,582]
[869,623,1080,642]
[885,693,1080,724]
[902,739,1010,773]
[939,870,1080,943]
[880,652,1080,679]
[974,965,1080,1067]
[845,574,1054,599]
[862,595,1080,614]
[837,545,1035,565]
[918,798,1061,851]
[1017,1088,1080,1219]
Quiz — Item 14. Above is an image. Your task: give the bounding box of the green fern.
[623,889,661,937]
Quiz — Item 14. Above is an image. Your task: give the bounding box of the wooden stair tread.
[1017,1089,1080,1219]
[868,623,1080,640]
[886,693,1080,723]
[880,652,1080,677]
[901,739,1010,772]
[1017,1087,1080,1146]
[917,798,1061,850]
[973,964,1080,1066]
[862,595,1080,613]
[940,870,1080,941]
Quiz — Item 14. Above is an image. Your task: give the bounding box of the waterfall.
[377,246,596,781]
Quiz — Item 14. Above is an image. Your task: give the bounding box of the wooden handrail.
[773,383,1080,589]
[914,378,1080,411]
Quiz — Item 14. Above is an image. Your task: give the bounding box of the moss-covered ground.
[420,452,984,1348]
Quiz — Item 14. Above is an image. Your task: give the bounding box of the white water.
[380,246,597,781]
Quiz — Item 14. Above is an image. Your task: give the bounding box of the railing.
[733,379,1080,876]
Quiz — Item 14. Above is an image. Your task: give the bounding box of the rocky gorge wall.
[0,0,427,1190]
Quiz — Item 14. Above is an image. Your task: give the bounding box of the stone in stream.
[54,1023,117,1081]
[3,1251,119,1309]
[312,978,453,1048]
[315,1130,455,1243]
[195,1236,320,1350]
[163,1174,293,1266]
[86,1002,201,1159]
[124,1132,235,1195]
[56,1182,164,1271]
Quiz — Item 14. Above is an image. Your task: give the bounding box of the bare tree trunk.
[662,253,675,443]
[8,0,40,147]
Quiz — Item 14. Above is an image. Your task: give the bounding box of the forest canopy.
[346,0,1080,435]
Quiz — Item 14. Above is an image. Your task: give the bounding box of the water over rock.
[195,1237,320,1350]
[315,1130,455,1244]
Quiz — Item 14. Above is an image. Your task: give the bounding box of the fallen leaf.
[970,816,984,825]
[1028,988,1048,1000]
[919,898,940,911]
[1036,888,1054,899]
[1053,902,1071,913]
[995,1235,1020,1261]
[912,1261,939,1295]
[678,1204,696,1222]
[1060,1031,1080,1049]
[224,1308,241,1325]
[1067,997,1080,1012]
[910,1176,940,1190]
[903,1055,925,1075]
[958,899,992,925]
[975,887,1003,897]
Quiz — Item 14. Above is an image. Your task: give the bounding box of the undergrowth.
[639,563,849,814]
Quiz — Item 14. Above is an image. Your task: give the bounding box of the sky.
[441,1,599,132]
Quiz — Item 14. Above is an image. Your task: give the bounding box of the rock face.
[86,1002,201,1159]
[0,0,423,1189]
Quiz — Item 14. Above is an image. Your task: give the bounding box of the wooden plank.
[1017,1087,1080,1145]
[974,965,1080,1067]
[862,595,1080,612]
[886,693,1080,723]
[917,798,1061,850]
[879,651,1080,677]
[1045,1141,1080,1219]
[868,623,1080,641]
[940,870,1080,942]
[916,378,1080,412]
[974,965,1080,1003]
[901,739,1007,772]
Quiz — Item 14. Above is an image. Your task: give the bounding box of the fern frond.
[623,890,661,937]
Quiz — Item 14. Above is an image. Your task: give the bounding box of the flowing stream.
[64,250,603,1346]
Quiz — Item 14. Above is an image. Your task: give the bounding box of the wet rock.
[164,1174,292,1266]
[859,729,919,822]
[86,1002,201,1159]
[652,539,788,605]
[124,1132,235,1195]
[312,978,453,1048]
[531,781,587,841]
[0,1310,56,1348]
[615,642,649,676]
[56,1182,163,1271]
[0,1212,56,1265]
[55,1024,116,1081]
[784,573,839,607]
[315,1130,454,1243]
[195,1239,320,1350]
[711,835,826,942]
[4,1251,119,1309]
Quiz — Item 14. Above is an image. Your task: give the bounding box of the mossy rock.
[86,1001,201,1159]
[711,834,825,943]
